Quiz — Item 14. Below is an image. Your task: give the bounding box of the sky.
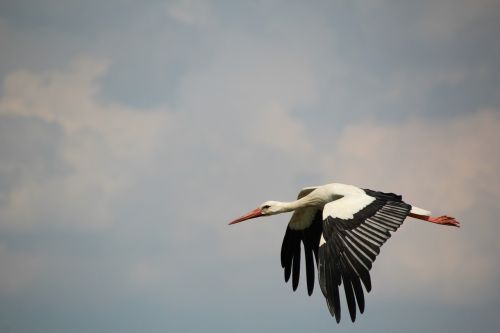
[0,0,499,332]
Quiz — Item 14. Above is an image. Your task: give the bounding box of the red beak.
[229,208,264,225]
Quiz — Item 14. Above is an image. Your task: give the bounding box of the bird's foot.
[427,215,460,228]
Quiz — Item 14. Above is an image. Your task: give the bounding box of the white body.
[284,183,431,230]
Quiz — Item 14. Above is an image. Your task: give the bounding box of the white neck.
[274,195,324,213]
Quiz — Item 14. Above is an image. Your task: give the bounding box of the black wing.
[281,210,323,295]
[318,189,411,323]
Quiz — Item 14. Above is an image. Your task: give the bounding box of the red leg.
[408,213,460,228]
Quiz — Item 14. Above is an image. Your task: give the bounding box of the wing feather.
[292,243,301,290]
[281,209,322,296]
[281,186,411,322]
[318,189,411,322]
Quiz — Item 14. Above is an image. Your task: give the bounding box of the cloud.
[0,58,169,229]
[166,0,215,26]
[352,0,500,43]
[321,110,500,303]
[213,110,500,307]
[333,110,500,211]
[418,0,500,42]
[0,244,43,294]
[1,2,499,331]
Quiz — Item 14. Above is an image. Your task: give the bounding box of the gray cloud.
[0,115,67,204]
[0,1,499,332]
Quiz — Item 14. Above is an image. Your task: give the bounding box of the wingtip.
[284,269,291,283]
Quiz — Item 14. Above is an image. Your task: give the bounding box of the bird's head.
[229,201,285,225]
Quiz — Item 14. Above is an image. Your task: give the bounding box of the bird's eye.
[262,205,271,210]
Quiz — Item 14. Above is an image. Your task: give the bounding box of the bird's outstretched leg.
[408,213,460,228]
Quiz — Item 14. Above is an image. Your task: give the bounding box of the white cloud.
[332,110,500,212]
[173,32,319,158]
[248,103,313,155]
[0,57,170,229]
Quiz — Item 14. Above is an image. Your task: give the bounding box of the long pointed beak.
[229,208,263,225]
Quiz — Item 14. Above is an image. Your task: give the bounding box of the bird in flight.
[229,183,459,323]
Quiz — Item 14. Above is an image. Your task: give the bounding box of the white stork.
[229,183,459,323]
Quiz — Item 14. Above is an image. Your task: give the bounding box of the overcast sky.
[1,1,499,332]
